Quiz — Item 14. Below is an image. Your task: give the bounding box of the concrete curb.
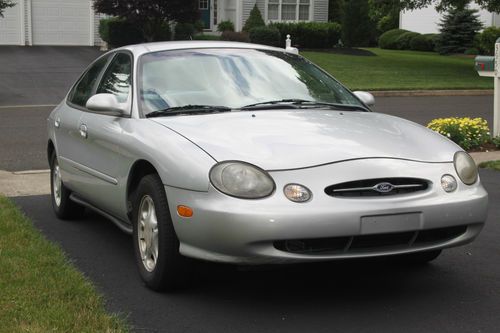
[370,90,493,97]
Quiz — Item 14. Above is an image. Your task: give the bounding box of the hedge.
[221,31,250,43]
[395,31,420,50]
[99,18,143,47]
[409,34,437,52]
[476,26,500,55]
[269,22,341,49]
[249,26,281,47]
[378,29,409,49]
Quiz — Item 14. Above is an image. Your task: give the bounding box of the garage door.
[31,0,91,45]
[0,4,22,45]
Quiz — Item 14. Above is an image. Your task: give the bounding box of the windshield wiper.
[240,99,369,112]
[146,105,232,118]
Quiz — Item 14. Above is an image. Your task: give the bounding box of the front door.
[199,0,211,29]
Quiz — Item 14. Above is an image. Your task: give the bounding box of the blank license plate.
[360,213,422,235]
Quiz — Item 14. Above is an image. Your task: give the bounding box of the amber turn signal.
[177,205,193,218]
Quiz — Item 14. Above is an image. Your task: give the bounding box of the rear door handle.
[79,124,88,139]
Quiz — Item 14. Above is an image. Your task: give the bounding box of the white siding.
[401,4,497,34]
[0,1,23,45]
[313,0,328,22]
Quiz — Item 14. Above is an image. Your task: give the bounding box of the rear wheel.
[50,152,84,219]
[132,174,185,291]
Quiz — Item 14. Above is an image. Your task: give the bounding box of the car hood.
[151,110,459,170]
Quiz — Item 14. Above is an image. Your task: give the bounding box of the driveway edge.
[370,90,493,97]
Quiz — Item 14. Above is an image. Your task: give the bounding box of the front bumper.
[165,159,488,264]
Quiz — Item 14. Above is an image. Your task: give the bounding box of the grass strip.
[478,160,500,171]
[0,196,128,333]
[302,48,493,91]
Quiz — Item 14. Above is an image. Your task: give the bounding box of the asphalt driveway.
[0,46,102,106]
[13,168,500,332]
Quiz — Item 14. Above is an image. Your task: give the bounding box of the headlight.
[210,161,275,199]
[454,151,478,185]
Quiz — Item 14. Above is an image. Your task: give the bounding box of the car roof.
[116,40,289,57]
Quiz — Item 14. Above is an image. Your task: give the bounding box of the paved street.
[13,170,500,332]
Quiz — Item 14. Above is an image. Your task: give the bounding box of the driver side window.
[68,54,110,107]
[97,53,132,104]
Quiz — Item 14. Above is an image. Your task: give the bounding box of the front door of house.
[199,0,211,29]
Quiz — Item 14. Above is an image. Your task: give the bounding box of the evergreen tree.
[435,6,483,54]
[342,0,376,46]
[242,4,265,32]
[329,0,345,24]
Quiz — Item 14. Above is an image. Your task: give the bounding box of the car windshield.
[139,48,363,116]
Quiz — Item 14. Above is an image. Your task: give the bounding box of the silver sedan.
[47,41,488,291]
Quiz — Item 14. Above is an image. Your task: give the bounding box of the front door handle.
[79,124,88,139]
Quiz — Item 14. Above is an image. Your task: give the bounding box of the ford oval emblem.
[374,182,394,193]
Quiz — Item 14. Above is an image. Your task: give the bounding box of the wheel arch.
[47,140,55,166]
[126,159,163,220]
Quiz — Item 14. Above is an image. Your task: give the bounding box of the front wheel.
[50,152,84,219]
[132,174,185,291]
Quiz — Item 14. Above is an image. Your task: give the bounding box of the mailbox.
[475,56,495,77]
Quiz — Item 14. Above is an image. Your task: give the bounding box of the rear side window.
[68,55,111,107]
[97,53,132,104]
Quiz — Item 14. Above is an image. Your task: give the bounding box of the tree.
[342,0,376,46]
[369,0,400,33]
[400,0,500,13]
[93,0,199,41]
[328,0,345,24]
[242,4,265,32]
[435,6,483,54]
[0,0,15,18]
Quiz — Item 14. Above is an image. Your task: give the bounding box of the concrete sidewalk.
[1,151,498,197]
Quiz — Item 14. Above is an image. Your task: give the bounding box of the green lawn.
[479,160,500,171]
[0,196,128,333]
[302,48,494,91]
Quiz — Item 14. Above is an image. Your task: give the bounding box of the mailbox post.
[474,38,500,136]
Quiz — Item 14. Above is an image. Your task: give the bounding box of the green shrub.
[192,34,221,40]
[395,31,420,50]
[378,29,409,49]
[242,4,265,32]
[221,31,250,43]
[427,117,490,150]
[174,23,196,40]
[476,26,500,55]
[464,47,479,55]
[99,18,143,47]
[377,14,399,34]
[270,22,341,48]
[217,20,235,32]
[491,136,500,148]
[249,26,281,47]
[409,33,436,51]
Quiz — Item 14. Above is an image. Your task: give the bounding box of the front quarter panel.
[126,119,216,192]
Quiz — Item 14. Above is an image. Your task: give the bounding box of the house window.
[199,0,209,10]
[267,0,311,22]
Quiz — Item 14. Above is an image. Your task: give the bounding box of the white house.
[0,0,329,46]
[400,3,500,34]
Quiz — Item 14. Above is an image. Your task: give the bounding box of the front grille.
[274,225,468,254]
[325,177,429,198]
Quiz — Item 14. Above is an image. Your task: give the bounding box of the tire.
[397,249,442,264]
[132,173,185,291]
[50,152,85,219]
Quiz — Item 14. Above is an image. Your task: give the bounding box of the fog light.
[284,184,312,202]
[441,174,457,192]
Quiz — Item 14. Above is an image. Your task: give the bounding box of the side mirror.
[353,91,375,107]
[86,93,128,116]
